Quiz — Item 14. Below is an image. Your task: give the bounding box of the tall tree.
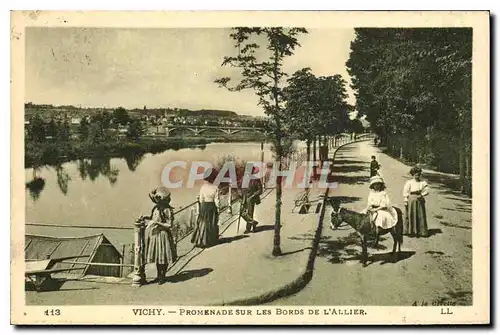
[126,119,145,140]
[57,119,71,141]
[113,107,130,126]
[284,71,350,160]
[215,27,308,256]
[284,67,320,161]
[27,114,45,142]
[79,116,90,141]
[347,28,472,194]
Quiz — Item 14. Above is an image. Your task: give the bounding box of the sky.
[25,28,357,117]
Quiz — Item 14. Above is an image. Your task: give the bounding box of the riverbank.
[24,134,266,169]
[25,181,328,307]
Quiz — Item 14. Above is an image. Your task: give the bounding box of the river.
[25,141,307,231]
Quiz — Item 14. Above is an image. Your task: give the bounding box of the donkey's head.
[329,199,343,230]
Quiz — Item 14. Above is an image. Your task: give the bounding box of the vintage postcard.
[11,10,490,325]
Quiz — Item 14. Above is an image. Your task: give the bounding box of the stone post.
[132,218,146,287]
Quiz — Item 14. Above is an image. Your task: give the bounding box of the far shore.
[25,134,266,170]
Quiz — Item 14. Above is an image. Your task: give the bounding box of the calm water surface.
[25,141,306,229]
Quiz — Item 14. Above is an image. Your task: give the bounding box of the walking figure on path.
[191,168,220,248]
[403,166,430,237]
[370,155,381,177]
[241,166,263,234]
[140,186,178,285]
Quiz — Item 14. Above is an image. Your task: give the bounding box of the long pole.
[60,261,135,268]
[228,185,233,215]
[236,194,244,233]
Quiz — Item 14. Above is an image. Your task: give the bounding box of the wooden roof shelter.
[25,234,123,279]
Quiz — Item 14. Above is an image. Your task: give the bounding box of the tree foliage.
[284,68,351,160]
[126,119,145,140]
[346,28,472,194]
[113,107,130,126]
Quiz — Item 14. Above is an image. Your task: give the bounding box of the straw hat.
[369,175,385,187]
[149,186,171,205]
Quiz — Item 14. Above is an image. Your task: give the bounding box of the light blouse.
[364,190,398,228]
[403,179,429,202]
[367,190,392,209]
[198,183,221,208]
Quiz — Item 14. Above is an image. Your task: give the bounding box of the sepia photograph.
[10,10,490,325]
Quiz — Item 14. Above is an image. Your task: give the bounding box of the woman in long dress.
[191,169,220,248]
[141,186,178,284]
[403,166,430,237]
[362,176,398,237]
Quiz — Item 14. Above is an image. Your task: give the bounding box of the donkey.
[329,199,404,266]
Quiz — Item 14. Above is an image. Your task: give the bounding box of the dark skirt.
[404,194,429,237]
[191,202,219,248]
[146,227,177,265]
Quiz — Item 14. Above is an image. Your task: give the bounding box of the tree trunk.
[306,139,311,161]
[313,136,317,163]
[399,134,404,160]
[459,132,466,193]
[273,135,283,256]
[272,46,282,257]
[465,149,472,196]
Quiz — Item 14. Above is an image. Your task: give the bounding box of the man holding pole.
[240,165,263,234]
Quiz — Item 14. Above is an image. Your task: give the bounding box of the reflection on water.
[124,151,145,172]
[55,165,71,195]
[25,141,303,229]
[78,158,120,186]
[26,176,46,202]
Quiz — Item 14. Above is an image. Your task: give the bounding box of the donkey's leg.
[390,230,397,251]
[362,235,368,266]
[390,229,399,262]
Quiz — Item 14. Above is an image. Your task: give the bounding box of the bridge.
[149,124,266,137]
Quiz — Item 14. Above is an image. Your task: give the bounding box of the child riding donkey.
[330,176,403,266]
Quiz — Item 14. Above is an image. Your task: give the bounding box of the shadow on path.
[326,196,362,207]
[332,159,367,166]
[253,225,275,233]
[280,247,312,257]
[167,268,213,283]
[421,172,470,197]
[217,235,249,245]
[330,174,369,185]
[366,251,416,266]
[436,289,472,306]
[442,206,471,213]
[440,221,472,230]
[330,165,367,173]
